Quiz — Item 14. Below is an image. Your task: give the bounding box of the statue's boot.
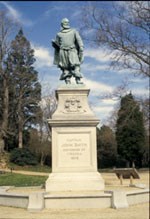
[65,77,71,84]
[76,77,83,84]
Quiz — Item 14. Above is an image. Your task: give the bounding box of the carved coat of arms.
[63,97,86,113]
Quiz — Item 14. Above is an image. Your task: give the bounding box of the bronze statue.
[52,18,84,84]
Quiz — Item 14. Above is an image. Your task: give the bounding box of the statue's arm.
[75,30,84,63]
[75,30,84,51]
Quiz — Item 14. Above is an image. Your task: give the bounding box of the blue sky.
[0,1,149,126]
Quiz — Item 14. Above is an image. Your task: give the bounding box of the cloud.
[101,98,118,105]
[44,5,65,18]
[82,77,118,122]
[84,48,113,63]
[91,105,115,124]
[83,78,113,96]
[31,43,53,69]
[40,74,60,96]
[132,87,149,97]
[0,1,33,26]
[82,63,109,72]
[1,1,21,19]
[92,105,114,113]
[83,48,140,77]
[71,10,82,19]
[129,77,148,84]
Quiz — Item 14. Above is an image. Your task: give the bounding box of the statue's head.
[61,18,70,29]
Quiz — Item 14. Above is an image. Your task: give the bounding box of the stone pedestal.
[46,84,104,192]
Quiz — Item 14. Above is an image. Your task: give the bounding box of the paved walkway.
[0,168,49,176]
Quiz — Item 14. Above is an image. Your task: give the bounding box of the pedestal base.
[46,85,105,193]
[45,172,105,192]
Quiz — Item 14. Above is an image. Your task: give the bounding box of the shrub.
[10,148,38,166]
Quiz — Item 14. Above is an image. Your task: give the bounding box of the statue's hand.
[79,47,84,63]
[79,51,84,63]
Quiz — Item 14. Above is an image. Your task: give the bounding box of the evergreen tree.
[6,29,41,149]
[97,125,117,168]
[116,93,146,167]
[0,10,18,152]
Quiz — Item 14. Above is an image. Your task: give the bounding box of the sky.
[0,1,149,126]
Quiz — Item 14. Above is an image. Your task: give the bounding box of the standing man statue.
[52,18,84,84]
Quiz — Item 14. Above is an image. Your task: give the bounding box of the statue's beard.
[62,24,70,29]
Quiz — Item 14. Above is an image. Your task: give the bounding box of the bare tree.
[39,88,57,140]
[80,1,149,77]
[137,96,149,133]
[29,88,57,166]
[29,128,51,166]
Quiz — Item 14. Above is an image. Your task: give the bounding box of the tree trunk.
[1,77,9,151]
[0,137,5,153]
[126,160,130,168]
[40,152,46,166]
[18,126,23,148]
[132,161,135,168]
[18,101,23,149]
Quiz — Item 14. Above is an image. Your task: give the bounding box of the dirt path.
[0,203,149,219]
[1,169,49,176]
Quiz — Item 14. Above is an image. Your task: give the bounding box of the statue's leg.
[59,69,71,84]
[60,69,70,80]
[74,66,83,84]
[65,77,71,84]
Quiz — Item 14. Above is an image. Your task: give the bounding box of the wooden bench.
[113,168,140,185]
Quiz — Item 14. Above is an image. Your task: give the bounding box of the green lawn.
[0,173,48,187]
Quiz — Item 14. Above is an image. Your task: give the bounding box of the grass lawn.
[0,173,48,187]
